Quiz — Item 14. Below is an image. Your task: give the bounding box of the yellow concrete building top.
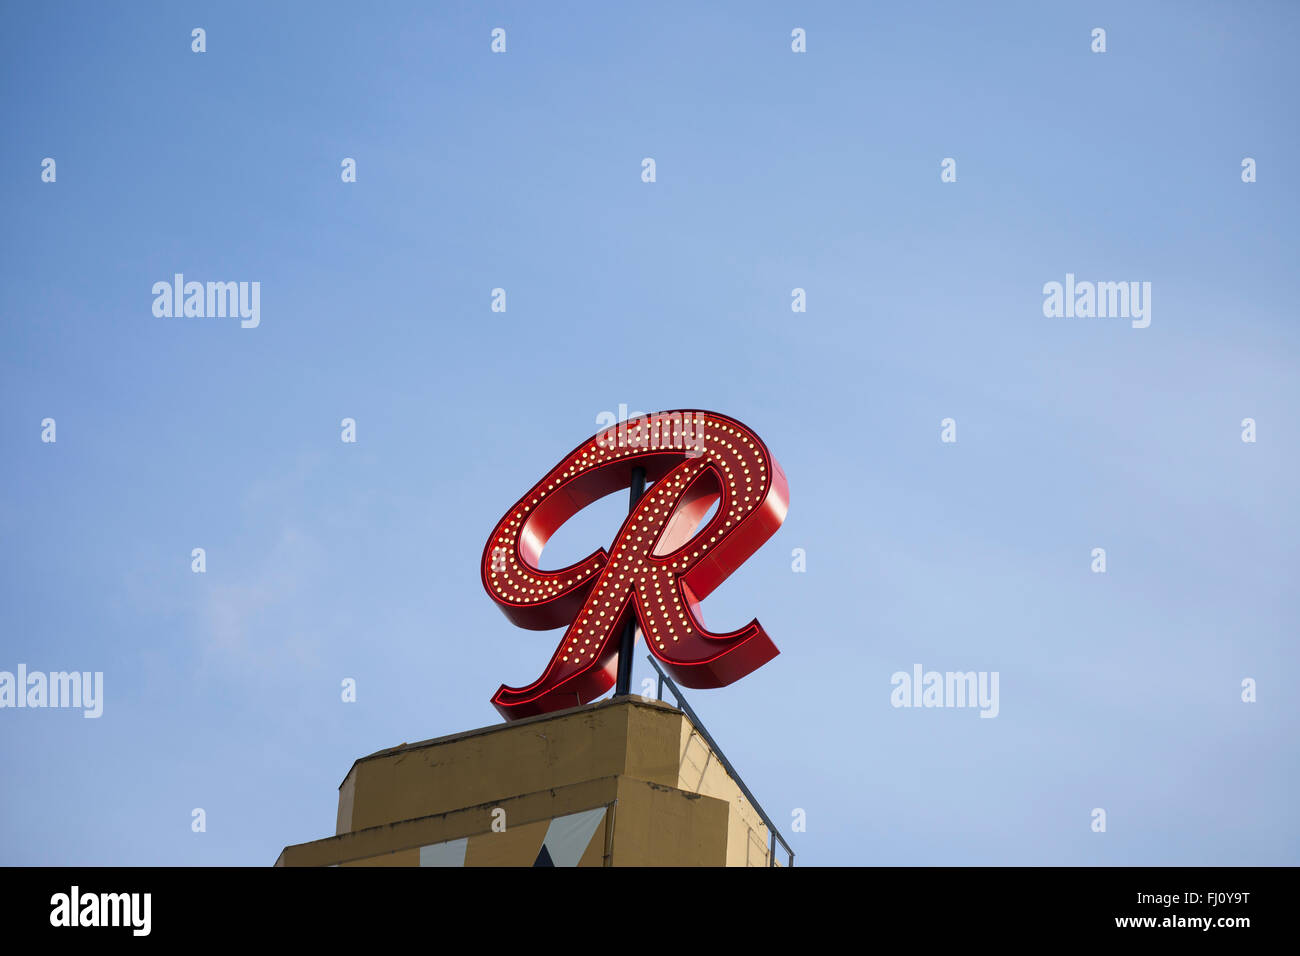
[276,696,774,867]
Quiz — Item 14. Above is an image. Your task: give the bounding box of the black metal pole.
[614,465,647,697]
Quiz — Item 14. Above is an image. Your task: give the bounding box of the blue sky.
[1,0,1297,865]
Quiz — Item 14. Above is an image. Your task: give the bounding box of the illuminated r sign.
[481,410,788,720]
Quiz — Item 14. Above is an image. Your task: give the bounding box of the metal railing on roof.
[644,654,794,868]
